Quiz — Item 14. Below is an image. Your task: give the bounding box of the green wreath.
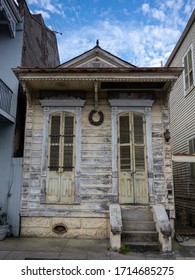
[88,110,104,126]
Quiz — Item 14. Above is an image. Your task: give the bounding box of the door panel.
[118,112,148,204]
[47,176,61,203]
[61,173,74,203]
[46,112,75,203]
[119,172,134,203]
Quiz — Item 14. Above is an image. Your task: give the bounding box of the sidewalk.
[0,237,195,260]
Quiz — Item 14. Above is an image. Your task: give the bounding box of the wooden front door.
[118,112,148,204]
[46,112,75,203]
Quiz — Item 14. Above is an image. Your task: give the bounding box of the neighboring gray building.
[0,0,59,236]
[166,9,195,228]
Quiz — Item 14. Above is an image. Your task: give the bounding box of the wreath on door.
[88,109,104,126]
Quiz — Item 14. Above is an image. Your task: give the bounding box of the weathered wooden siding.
[80,98,112,203]
[20,94,174,237]
[151,102,174,217]
[21,95,111,238]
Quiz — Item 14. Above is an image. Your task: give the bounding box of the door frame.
[109,99,155,204]
[118,112,148,204]
[46,112,76,203]
[40,98,86,204]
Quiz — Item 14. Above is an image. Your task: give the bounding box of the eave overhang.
[13,67,183,94]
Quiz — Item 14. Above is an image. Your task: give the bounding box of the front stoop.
[121,206,161,252]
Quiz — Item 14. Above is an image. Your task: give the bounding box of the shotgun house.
[166,9,195,229]
[14,42,182,251]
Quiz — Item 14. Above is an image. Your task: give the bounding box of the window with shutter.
[183,46,194,95]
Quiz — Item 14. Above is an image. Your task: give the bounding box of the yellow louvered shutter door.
[118,114,134,203]
[46,113,75,203]
[133,113,148,204]
[47,114,61,202]
[118,112,148,204]
[61,114,75,203]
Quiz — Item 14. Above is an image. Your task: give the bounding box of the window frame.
[39,98,85,204]
[183,44,195,96]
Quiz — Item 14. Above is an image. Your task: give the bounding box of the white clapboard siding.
[169,20,195,153]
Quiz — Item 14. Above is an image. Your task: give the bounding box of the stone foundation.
[20,217,109,239]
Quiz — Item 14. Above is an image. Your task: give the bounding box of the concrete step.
[122,231,159,242]
[120,206,160,251]
[123,241,161,252]
[123,220,156,231]
[121,208,153,221]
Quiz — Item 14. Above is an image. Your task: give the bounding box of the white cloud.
[165,0,183,10]
[26,0,39,4]
[184,0,195,15]
[142,3,166,22]
[34,10,50,19]
[26,0,195,67]
[57,18,181,67]
[26,0,64,16]
[142,3,150,13]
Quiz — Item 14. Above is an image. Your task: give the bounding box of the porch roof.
[13,67,183,94]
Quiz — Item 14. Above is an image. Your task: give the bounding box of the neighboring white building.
[166,9,195,228]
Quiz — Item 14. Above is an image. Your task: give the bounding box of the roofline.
[12,67,183,81]
[165,9,195,66]
[58,45,137,68]
[13,66,183,74]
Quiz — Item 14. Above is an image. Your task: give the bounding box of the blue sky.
[26,0,195,66]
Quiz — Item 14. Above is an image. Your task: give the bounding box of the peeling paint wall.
[151,101,174,221]
[20,93,174,238]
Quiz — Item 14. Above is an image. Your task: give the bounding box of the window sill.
[40,201,81,205]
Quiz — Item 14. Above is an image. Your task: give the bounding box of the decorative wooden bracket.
[21,81,32,108]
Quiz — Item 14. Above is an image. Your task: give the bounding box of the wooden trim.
[109,102,155,204]
[40,99,86,107]
[108,99,154,107]
[172,155,195,163]
[40,105,83,204]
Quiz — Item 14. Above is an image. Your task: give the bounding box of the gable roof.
[59,41,136,68]
[165,9,195,66]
